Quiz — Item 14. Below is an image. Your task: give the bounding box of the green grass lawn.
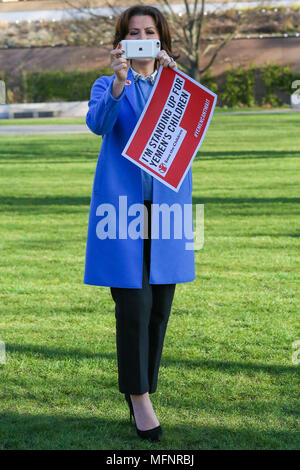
[0,117,85,126]
[0,105,293,127]
[0,112,299,450]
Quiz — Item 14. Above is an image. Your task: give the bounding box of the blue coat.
[83,68,195,288]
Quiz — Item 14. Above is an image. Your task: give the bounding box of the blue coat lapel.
[124,68,137,117]
[108,68,136,117]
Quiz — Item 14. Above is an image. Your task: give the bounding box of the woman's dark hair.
[113,5,178,60]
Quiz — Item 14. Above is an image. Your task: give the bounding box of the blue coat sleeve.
[86,76,126,136]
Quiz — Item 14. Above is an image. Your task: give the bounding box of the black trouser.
[110,200,176,395]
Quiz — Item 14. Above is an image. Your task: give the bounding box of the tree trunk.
[188,57,201,82]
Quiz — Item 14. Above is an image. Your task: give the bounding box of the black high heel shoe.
[124,393,162,442]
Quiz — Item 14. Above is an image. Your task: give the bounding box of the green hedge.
[260,63,297,106]
[219,66,256,107]
[1,63,298,106]
[0,66,113,104]
[21,66,113,102]
[201,62,298,107]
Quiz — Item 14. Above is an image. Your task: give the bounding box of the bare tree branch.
[160,0,176,16]
[183,0,192,19]
[199,32,235,74]
[193,0,199,16]
[62,0,254,81]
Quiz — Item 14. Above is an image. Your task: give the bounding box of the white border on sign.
[122,66,218,192]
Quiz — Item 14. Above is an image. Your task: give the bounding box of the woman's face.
[124,15,160,65]
[124,15,160,41]
[123,15,161,68]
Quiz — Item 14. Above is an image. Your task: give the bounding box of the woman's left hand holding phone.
[110,42,130,99]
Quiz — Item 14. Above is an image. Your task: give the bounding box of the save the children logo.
[159,163,167,173]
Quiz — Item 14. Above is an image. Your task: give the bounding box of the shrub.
[261,62,298,106]
[220,65,256,107]
[21,66,113,103]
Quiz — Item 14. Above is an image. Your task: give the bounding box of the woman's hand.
[110,42,130,84]
[157,50,177,69]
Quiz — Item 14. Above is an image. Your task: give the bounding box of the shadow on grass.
[6,343,298,376]
[1,195,300,209]
[0,159,96,166]
[192,196,300,205]
[0,145,299,164]
[227,232,300,238]
[6,343,116,363]
[0,139,98,163]
[194,150,300,161]
[0,411,298,450]
[0,196,91,208]
[3,239,84,250]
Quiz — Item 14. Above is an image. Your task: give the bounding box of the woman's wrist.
[112,77,125,99]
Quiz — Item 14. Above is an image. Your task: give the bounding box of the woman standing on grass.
[84,4,195,442]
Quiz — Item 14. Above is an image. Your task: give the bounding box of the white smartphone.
[120,39,161,59]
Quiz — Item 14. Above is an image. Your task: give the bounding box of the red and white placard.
[122,66,217,192]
